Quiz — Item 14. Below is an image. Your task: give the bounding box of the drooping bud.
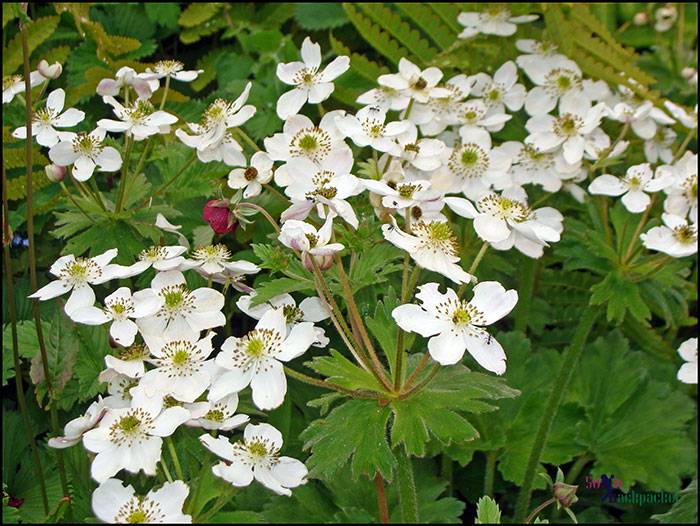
[552,482,579,508]
[37,59,62,80]
[633,12,649,25]
[203,199,237,235]
[303,253,333,272]
[45,164,66,183]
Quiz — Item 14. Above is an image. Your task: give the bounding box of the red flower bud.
[203,199,237,234]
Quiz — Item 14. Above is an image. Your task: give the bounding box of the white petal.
[151,407,191,437]
[278,322,316,361]
[428,329,467,365]
[276,88,308,120]
[589,175,628,196]
[469,281,518,325]
[392,304,449,337]
[621,189,651,213]
[464,333,507,374]
[474,214,511,243]
[250,360,287,410]
[92,478,134,523]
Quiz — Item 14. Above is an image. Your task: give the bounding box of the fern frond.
[570,4,635,59]
[342,3,409,66]
[394,3,456,50]
[3,15,60,76]
[427,3,463,34]
[356,3,438,64]
[83,21,141,59]
[5,171,50,201]
[3,147,48,169]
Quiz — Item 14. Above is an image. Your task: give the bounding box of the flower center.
[487,88,501,102]
[126,510,148,523]
[299,134,318,151]
[127,100,154,124]
[204,409,225,422]
[3,75,22,89]
[305,233,318,248]
[674,225,697,244]
[428,221,453,241]
[193,244,231,263]
[156,60,184,75]
[203,99,230,129]
[171,349,190,366]
[35,107,55,124]
[545,68,580,95]
[412,77,427,90]
[291,128,331,162]
[398,183,419,199]
[450,143,489,179]
[244,167,258,181]
[158,285,195,322]
[411,206,423,220]
[554,114,582,137]
[72,133,103,157]
[404,143,420,154]
[248,441,268,457]
[247,337,265,357]
[118,344,149,361]
[118,415,141,434]
[282,304,304,323]
[59,258,100,285]
[316,186,338,199]
[452,307,472,325]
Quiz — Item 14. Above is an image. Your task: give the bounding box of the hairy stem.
[483,450,498,498]
[622,194,656,264]
[375,474,390,524]
[396,449,420,523]
[513,307,599,522]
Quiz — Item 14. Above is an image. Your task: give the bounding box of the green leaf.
[305,349,384,393]
[178,3,221,28]
[301,398,395,481]
[475,495,502,524]
[249,277,317,307]
[294,3,348,30]
[3,15,60,76]
[652,479,697,523]
[144,3,181,29]
[2,320,45,386]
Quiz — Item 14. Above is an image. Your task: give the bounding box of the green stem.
[375,474,390,524]
[484,450,497,498]
[513,307,599,523]
[166,436,184,480]
[115,135,133,213]
[161,459,174,483]
[235,128,261,152]
[159,75,171,111]
[622,194,656,264]
[284,366,380,399]
[59,182,94,223]
[458,242,489,297]
[88,177,107,211]
[20,12,70,501]
[3,162,49,515]
[135,153,196,210]
[399,363,440,399]
[672,129,696,161]
[525,498,556,524]
[396,449,419,523]
[263,183,287,203]
[514,257,537,333]
[198,486,237,522]
[237,202,281,233]
[401,351,431,393]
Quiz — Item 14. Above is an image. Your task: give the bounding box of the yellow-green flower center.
[126,510,148,523]
[299,134,318,151]
[247,337,264,357]
[428,221,453,241]
[461,150,478,166]
[452,307,472,325]
[118,415,141,434]
[305,233,318,248]
[204,409,225,422]
[248,441,268,457]
[171,349,189,366]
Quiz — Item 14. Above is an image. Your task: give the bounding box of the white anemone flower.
[500,141,581,192]
[70,287,163,347]
[29,249,125,316]
[266,111,349,175]
[641,213,697,258]
[209,308,316,410]
[199,422,308,496]
[82,387,191,482]
[378,58,448,104]
[276,36,350,119]
[522,56,608,116]
[677,338,698,384]
[663,101,698,129]
[228,151,274,198]
[12,88,84,146]
[205,260,261,290]
[589,163,673,214]
[417,75,475,136]
[281,149,362,228]
[104,343,151,379]
[644,126,676,164]
[139,333,216,403]
[469,61,526,113]
[98,97,177,141]
[92,478,191,524]
[123,245,189,276]
[662,152,698,223]
[137,270,226,341]
[278,215,345,261]
[48,128,122,182]
[3,71,47,104]
[524,103,608,164]
[363,179,436,211]
[184,244,246,276]
[458,8,538,39]
[356,85,411,112]
[335,105,409,153]
[98,369,141,407]
[381,219,474,285]
[393,282,517,373]
[515,39,566,70]
[185,393,249,431]
[393,122,446,171]
[48,397,110,449]
[142,59,204,82]
[97,66,153,100]
[445,188,563,248]
[457,99,512,133]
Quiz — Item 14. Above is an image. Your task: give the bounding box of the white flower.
[500,141,581,192]
[3,71,45,104]
[228,151,274,198]
[209,308,316,410]
[266,111,349,171]
[29,249,125,316]
[677,338,698,384]
[142,59,203,82]
[663,101,697,129]
[415,75,474,136]
[356,85,410,112]
[276,37,350,119]
[137,270,226,341]
[12,88,84,147]
[205,260,261,290]
[654,5,677,32]
[155,214,191,249]
[278,215,345,261]
[393,122,446,170]
[98,97,177,141]
[176,83,255,164]
[436,125,512,199]
[98,369,141,406]
[97,66,154,100]
[470,61,526,114]
[336,105,409,153]
[522,56,608,116]
[606,86,675,139]
[104,344,151,379]
[184,244,244,276]
[185,393,249,431]
[644,126,677,164]
[281,149,362,228]
[457,99,512,132]
[363,178,436,211]
[48,128,122,181]
[589,163,673,213]
[641,213,697,258]
[129,245,190,275]
[458,8,538,39]
[445,188,563,248]
[525,103,608,164]
[83,388,191,482]
[70,287,163,347]
[393,281,517,372]
[48,397,110,449]
[662,152,698,223]
[378,58,448,104]
[199,422,307,496]
[515,39,566,70]
[139,333,216,403]
[382,219,474,284]
[92,478,191,523]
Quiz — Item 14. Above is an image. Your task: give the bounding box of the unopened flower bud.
[681,67,697,79]
[633,12,649,25]
[552,482,579,508]
[37,59,62,80]
[203,199,237,235]
[45,164,66,183]
[303,253,333,272]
